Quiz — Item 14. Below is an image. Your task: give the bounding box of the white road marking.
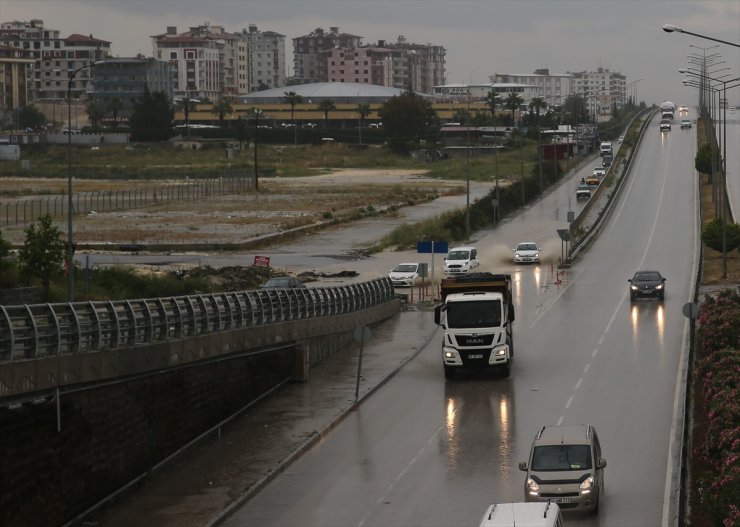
[584,363,590,373]
[575,378,582,390]
[565,396,574,409]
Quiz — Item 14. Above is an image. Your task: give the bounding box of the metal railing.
[0,277,394,363]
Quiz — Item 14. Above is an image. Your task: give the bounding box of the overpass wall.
[0,301,398,527]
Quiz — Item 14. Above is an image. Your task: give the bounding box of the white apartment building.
[152,27,222,101]
[0,19,111,101]
[570,67,627,122]
[241,24,286,92]
[490,69,571,108]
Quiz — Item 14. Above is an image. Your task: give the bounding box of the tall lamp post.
[67,61,101,302]
[663,24,740,48]
[253,108,263,191]
[681,69,740,279]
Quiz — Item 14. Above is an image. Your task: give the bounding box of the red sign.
[253,255,270,267]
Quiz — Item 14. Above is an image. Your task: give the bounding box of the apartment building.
[293,27,362,84]
[152,26,223,101]
[490,69,571,108]
[569,67,627,121]
[0,45,36,125]
[0,19,111,101]
[322,46,393,85]
[91,56,174,122]
[378,36,446,95]
[240,24,286,92]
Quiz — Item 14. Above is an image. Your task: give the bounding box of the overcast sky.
[2,0,738,105]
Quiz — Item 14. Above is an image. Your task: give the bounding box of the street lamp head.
[663,23,681,33]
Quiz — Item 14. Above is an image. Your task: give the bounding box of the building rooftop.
[241,82,411,103]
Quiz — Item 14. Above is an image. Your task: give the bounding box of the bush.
[701,217,740,253]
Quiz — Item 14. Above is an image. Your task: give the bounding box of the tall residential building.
[0,44,36,125]
[321,46,394,85]
[377,36,446,94]
[490,69,572,107]
[0,19,110,100]
[240,24,286,92]
[91,56,174,122]
[152,26,223,101]
[293,27,362,84]
[570,68,627,121]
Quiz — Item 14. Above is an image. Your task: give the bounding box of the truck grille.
[456,334,495,346]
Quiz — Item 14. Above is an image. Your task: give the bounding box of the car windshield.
[532,444,592,471]
[635,272,661,281]
[447,250,470,261]
[446,300,501,328]
[517,243,537,251]
[393,264,418,273]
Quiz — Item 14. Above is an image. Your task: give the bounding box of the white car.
[593,166,606,177]
[443,246,479,275]
[514,242,541,264]
[388,262,424,287]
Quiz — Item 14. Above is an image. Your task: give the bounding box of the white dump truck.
[434,272,515,379]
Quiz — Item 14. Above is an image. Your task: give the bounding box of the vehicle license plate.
[554,498,572,504]
[468,354,483,359]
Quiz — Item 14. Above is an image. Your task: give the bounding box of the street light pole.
[253,108,262,191]
[663,24,740,48]
[67,61,100,302]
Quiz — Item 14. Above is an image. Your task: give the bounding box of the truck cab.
[434,273,515,379]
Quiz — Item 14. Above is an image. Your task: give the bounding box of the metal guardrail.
[0,277,394,363]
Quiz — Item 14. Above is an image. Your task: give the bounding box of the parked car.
[628,270,666,301]
[388,262,426,287]
[261,277,307,289]
[513,242,541,264]
[519,424,606,514]
[680,119,692,129]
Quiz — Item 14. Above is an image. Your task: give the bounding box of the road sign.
[556,229,571,242]
[682,302,699,319]
[253,255,270,267]
[417,241,448,254]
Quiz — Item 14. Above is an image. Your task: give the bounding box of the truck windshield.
[446,300,501,328]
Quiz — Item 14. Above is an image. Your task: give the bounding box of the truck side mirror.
[434,305,442,325]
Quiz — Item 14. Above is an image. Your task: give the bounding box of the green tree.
[211,98,234,126]
[702,217,740,252]
[129,87,174,142]
[175,94,199,137]
[106,97,124,127]
[505,93,524,127]
[318,99,336,127]
[18,104,47,130]
[695,143,714,175]
[379,90,438,155]
[528,97,547,126]
[485,90,501,120]
[19,215,64,301]
[563,94,588,125]
[86,101,104,127]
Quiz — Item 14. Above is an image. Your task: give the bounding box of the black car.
[628,270,666,301]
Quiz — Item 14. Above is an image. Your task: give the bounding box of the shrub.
[701,217,740,253]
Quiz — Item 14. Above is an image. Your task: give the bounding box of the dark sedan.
[628,270,666,301]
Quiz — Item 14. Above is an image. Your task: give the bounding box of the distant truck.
[434,272,515,379]
[661,101,676,120]
[599,141,613,156]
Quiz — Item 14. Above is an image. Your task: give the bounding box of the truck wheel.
[500,364,511,378]
[444,366,455,380]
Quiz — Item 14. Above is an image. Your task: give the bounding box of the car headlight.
[631,285,638,290]
[515,253,521,258]
[656,284,664,290]
[526,477,540,493]
[580,476,594,493]
[534,253,539,258]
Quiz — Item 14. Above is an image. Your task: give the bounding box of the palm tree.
[319,99,336,128]
[105,97,123,127]
[485,90,501,120]
[175,95,199,137]
[528,97,547,126]
[505,93,524,127]
[357,103,371,144]
[211,98,234,127]
[283,91,303,144]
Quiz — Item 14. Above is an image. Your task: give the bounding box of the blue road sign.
[417,241,448,254]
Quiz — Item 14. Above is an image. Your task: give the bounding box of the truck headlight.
[526,477,540,494]
[495,348,507,356]
[580,476,594,493]
[444,351,455,359]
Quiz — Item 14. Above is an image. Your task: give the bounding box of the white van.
[599,141,612,156]
[442,245,479,275]
[479,502,563,527]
